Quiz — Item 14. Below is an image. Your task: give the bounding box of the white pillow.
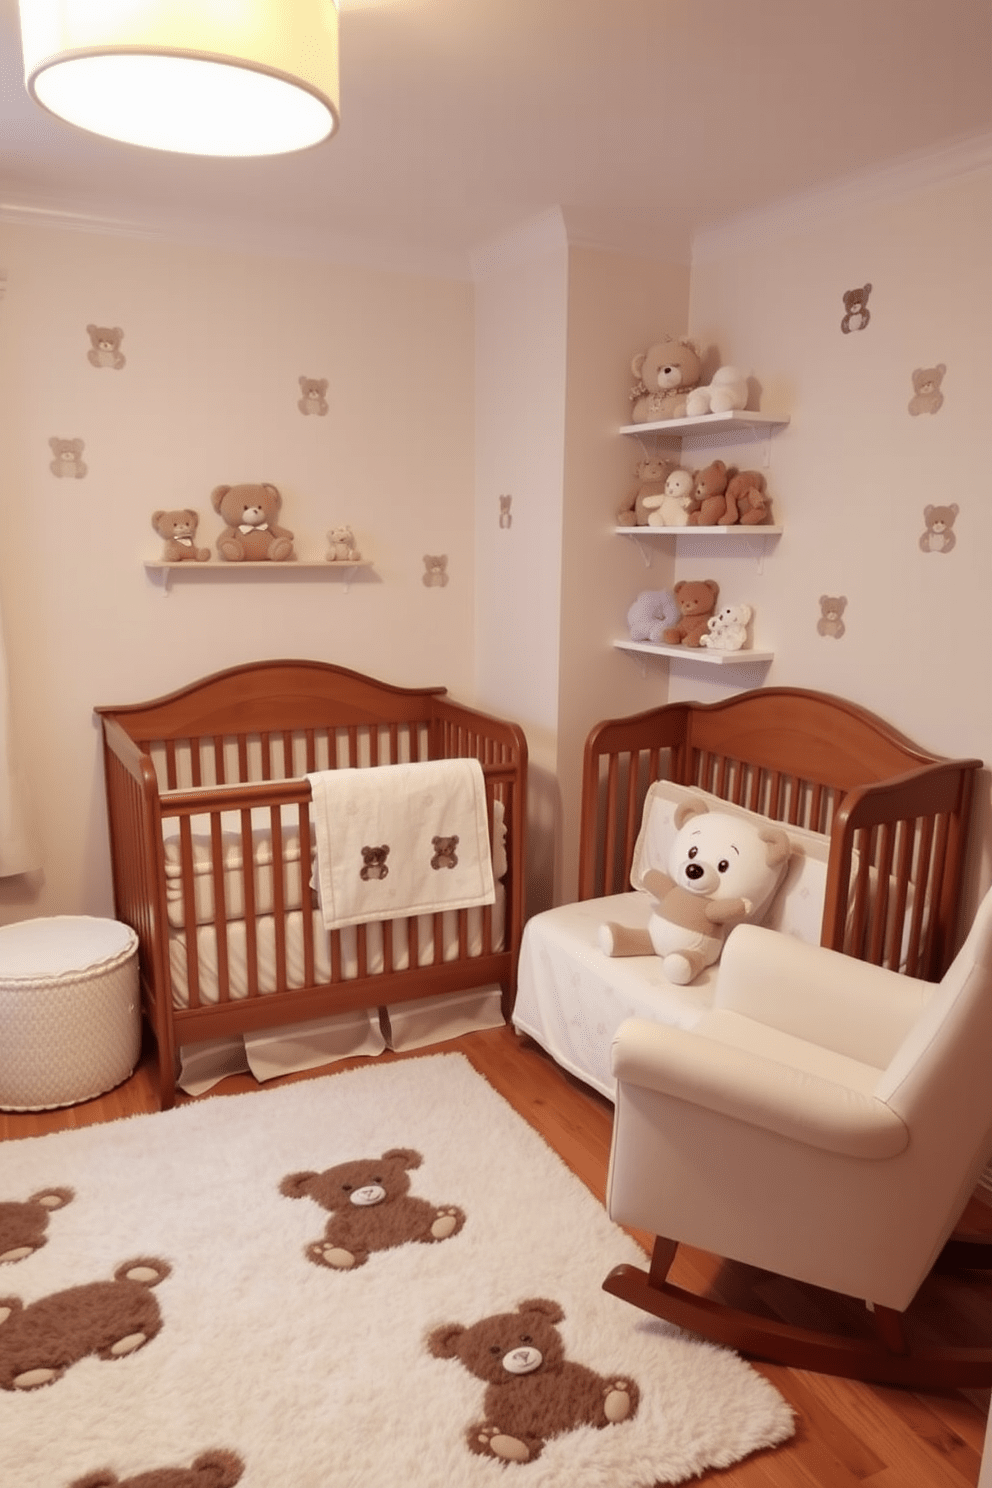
[630,780,831,946]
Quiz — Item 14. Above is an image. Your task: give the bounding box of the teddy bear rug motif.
[0,1054,793,1487]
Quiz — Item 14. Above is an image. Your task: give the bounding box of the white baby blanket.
[307,758,495,931]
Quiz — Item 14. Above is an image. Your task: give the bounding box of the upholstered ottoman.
[0,916,140,1110]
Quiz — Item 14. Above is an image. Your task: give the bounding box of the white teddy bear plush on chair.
[599,798,789,985]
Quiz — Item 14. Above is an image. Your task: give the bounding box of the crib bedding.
[168,897,506,1007]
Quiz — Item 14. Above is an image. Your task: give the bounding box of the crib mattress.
[168,896,505,1008]
[512,892,716,1101]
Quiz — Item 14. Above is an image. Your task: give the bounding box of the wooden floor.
[3,1021,990,1487]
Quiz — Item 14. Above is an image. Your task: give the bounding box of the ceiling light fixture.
[17,1,340,157]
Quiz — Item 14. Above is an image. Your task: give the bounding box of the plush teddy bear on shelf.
[661,578,720,647]
[722,469,771,526]
[325,524,361,562]
[598,798,790,984]
[643,467,697,527]
[626,589,681,644]
[212,483,295,561]
[687,460,734,527]
[616,454,674,526]
[629,335,702,423]
[152,509,211,563]
[685,365,749,417]
[699,602,752,652]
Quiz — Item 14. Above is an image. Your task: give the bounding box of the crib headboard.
[578,687,981,981]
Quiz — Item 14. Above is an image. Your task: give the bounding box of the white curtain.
[0,618,38,877]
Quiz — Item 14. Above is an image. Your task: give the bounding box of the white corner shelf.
[614,639,774,666]
[614,524,783,537]
[144,559,374,595]
[620,411,790,439]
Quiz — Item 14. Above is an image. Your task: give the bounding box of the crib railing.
[577,689,979,982]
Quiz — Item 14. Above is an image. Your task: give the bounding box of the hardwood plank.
[0,1022,988,1487]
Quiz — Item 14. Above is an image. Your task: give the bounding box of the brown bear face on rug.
[0,1186,74,1265]
[70,1450,245,1488]
[279,1147,465,1271]
[0,1257,171,1390]
[426,1297,640,1463]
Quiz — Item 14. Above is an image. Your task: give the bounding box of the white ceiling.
[1,0,990,276]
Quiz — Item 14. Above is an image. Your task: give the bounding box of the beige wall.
[3,143,990,930]
[674,157,992,913]
[0,224,476,922]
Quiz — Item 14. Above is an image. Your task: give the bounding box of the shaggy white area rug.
[0,1053,793,1486]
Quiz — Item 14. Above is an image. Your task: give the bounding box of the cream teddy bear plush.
[629,336,702,423]
[643,467,697,527]
[699,602,752,652]
[599,799,790,984]
[685,365,749,417]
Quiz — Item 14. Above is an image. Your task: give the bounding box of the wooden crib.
[514,686,982,1100]
[97,659,527,1108]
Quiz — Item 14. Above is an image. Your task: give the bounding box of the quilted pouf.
[0,916,139,1111]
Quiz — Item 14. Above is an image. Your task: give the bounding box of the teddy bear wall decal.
[69,1449,245,1488]
[0,1256,171,1390]
[422,554,449,587]
[49,436,87,479]
[426,1296,639,1464]
[297,376,328,416]
[86,325,126,370]
[0,1187,74,1265]
[279,1147,466,1271]
[909,364,946,415]
[498,494,512,528]
[817,595,847,638]
[920,504,958,553]
[841,283,872,333]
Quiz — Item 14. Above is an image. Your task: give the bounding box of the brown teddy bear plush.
[70,1451,244,1488]
[662,578,720,647]
[629,335,702,423]
[152,510,211,562]
[722,470,770,526]
[211,483,295,562]
[426,1297,639,1464]
[0,1257,171,1391]
[616,454,674,526]
[688,460,735,527]
[0,1187,73,1265]
[280,1147,465,1271]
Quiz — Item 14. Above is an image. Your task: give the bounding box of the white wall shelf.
[620,411,790,439]
[144,559,374,595]
[614,639,774,665]
[614,524,783,537]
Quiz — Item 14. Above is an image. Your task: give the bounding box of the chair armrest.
[611,1017,909,1159]
[714,924,933,1068]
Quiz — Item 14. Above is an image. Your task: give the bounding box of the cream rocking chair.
[604,885,992,1386]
